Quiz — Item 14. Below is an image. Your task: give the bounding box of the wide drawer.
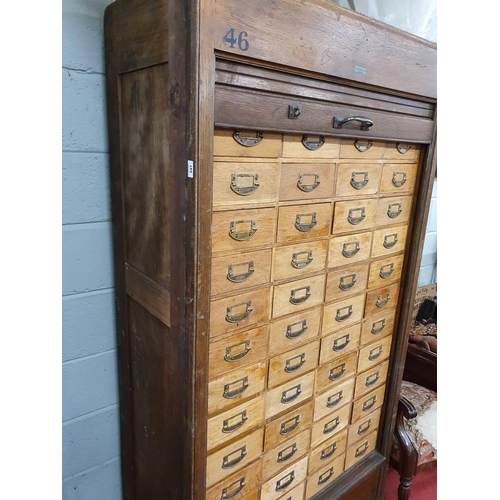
[319,323,361,365]
[316,351,358,393]
[305,454,345,499]
[279,162,335,201]
[261,456,308,500]
[282,133,340,159]
[214,128,283,158]
[308,428,348,474]
[344,430,378,470]
[325,262,369,302]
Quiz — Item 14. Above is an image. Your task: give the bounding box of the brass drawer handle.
[329,362,346,381]
[362,395,377,411]
[227,260,255,283]
[277,443,297,463]
[224,340,252,362]
[318,467,334,485]
[368,345,383,361]
[297,172,321,192]
[320,442,337,460]
[371,319,386,334]
[387,203,402,219]
[281,384,302,404]
[379,263,394,279]
[383,233,398,249]
[285,353,306,373]
[223,376,249,399]
[354,139,373,152]
[286,319,308,339]
[365,372,380,387]
[291,250,313,269]
[280,414,300,435]
[339,273,356,291]
[396,142,411,154]
[350,171,369,189]
[230,173,260,196]
[342,241,360,258]
[323,416,340,434]
[289,285,311,305]
[335,305,353,322]
[221,477,246,500]
[275,471,295,492]
[233,130,263,147]
[301,135,325,151]
[222,445,247,469]
[226,301,253,323]
[376,293,391,308]
[333,334,350,351]
[358,420,372,435]
[229,219,257,241]
[326,390,343,408]
[355,441,369,457]
[222,410,248,433]
[333,116,374,132]
[295,212,317,232]
[392,171,407,187]
[348,207,366,225]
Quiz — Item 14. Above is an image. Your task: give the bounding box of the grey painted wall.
[61,1,437,498]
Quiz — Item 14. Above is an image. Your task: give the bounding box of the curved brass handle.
[280,415,300,435]
[387,203,402,219]
[396,142,412,154]
[368,346,383,361]
[275,471,295,492]
[223,376,249,399]
[222,410,248,433]
[233,130,263,147]
[383,234,398,249]
[371,319,386,334]
[392,171,407,188]
[289,285,311,305]
[291,250,313,269]
[365,372,380,387]
[281,384,302,404]
[350,171,369,190]
[227,261,255,283]
[222,445,247,469]
[224,340,252,362]
[229,220,257,241]
[297,172,320,192]
[221,477,246,500]
[320,442,337,460]
[286,319,308,339]
[362,395,377,412]
[355,441,369,457]
[323,416,340,434]
[318,467,334,485]
[376,293,391,308]
[329,362,346,381]
[348,207,366,225]
[230,173,260,196]
[285,353,306,373]
[379,263,394,279]
[339,273,357,291]
[333,334,350,351]
[333,116,374,131]
[295,212,317,232]
[326,390,343,408]
[342,241,360,258]
[335,305,353,322]
[358,420,371,435]
[226,301,253,323]
[301,135,325,150]
[277,443,297,463]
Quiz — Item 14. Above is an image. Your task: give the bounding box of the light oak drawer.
[325,263,369,303]
[316,351,358,393]
[211,248,273,297]
[319,323,361,365]
[339,138,385,159]
[380,163,418,194]
[239,490,260,500]
[213,161,279,208]
[371,225,408,258]
[367,254,404,290]
[375,195,412,227]
[344,430,378,470]
[328,231,373,268]
[265,371,316,420]
[267,340,320,389]
[208,362,267,415]
[332,199,378,234]
[322,294,365,335]
[313,377,355,423]
[305,454,345,499]
[214,128,282,158]
[207,396,265,451]
[311,403,351,449]
[268,307,322,356]
[354,360,389,400]
[210,287,271,338]
[212,208,276,254]
[279,162,335,201]
[272,274,325,319]
[276,203,333,243]
[283,133,340,159]
[364,282,400,317]
[308,428,348,474]
[273,239,328,282]
[351,385,386,423]
[335,163,382,198]
[271,482,305,500]
[264,400,314,452]
[261,456,308,500]
[360,310,396,346]
[209,326,269,380]
[347,408,382,448]
[206,428,264,488]
[383,141,421,161]
[357,336,392,373]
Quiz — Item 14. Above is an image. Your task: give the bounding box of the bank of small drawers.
[206,129,420,499]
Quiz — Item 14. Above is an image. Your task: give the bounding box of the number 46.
[223,28,249,51]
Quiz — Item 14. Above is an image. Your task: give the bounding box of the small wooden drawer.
[283,133,340,159]
[344,430,378,470]
[364,282,400,317]
[354,360,389,400]
[322,293,366,335]
[375,195,412,227]
[339,138,385,159]
[332,199,378,234]
[357,336,392,373]
[273,239,328,282]
[311,404,352,449]
[313,377,355,422]
[268,307,322,356]
[335,163,382,198]
[383,141,421,161]
[279,163,335,201]
[371,225,408,258]
[261,429,311,482]
[211,248,273,297]
[209,326,269,380]
[347,408,382,448]
[212,207,277,254]
[316,351,358,393]
[261,456,308,500]
[207,396,265,451]
[208,362,267,415]
[272,274,325,319]
[265,371,316,420]
[267,340,320,389]
[325,263,369,302]
[264,400,314,452]
[206,428,264,488]
[271,481,305,500]
[308,428,348,474]
[305,455,345,499]
[205,458,262,500]
[360,310,396,346]
[328,231,373,268]
[210,287,271,338]
[380,163,418,194]
[277,203,333,243]
[367,254,404,290]
[319,323,361,365]
[351,385,386,423]
[212,161,279,208]
[214,128,282,158]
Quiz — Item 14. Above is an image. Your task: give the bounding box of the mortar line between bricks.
[62,286,115,298]
[62,403,119,426]
[62,456,121,482]
[62,347,117,366]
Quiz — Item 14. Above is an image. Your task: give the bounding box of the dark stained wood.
[403,344,437,393]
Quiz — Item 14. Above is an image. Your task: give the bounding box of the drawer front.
[344,430,378,470]
[322,294,366,335]
[360,309,396,346]
[209,326,269,380]
[268,307,322,356]
[308,428,348,474]
[313,377,355,422]
[214,128,282,158]
[375,195,413,227]
[273,239,328,282]
[357,336,392,373]
[277,203,333,243]
[328,231,373,268]
[311,403,352,449]
[351,385,386,423]
[380,163,418,195]
[270,481,305,500]
[267,340,320,389]
[332,199,378,234]
[264,400,314,452]
[213,161,279,207]
[211,248,273,297]
[212,207,276,253]
[208,362,267,415]
[316,351,358,393]
[339,138,385,159]
[261,456,308,500]
[283,133,340,159]
[319,323,361,365]
[325,263,369,303]
[347,408,382,448]
[279,163,335,201]
[368,254,404,289]
[354,360,389,400]
[210,287,271,338]
[383,142,421,161]
[371,225,408,258]
[206,428,264,488]
[336,163,382,198]
[364,282,400,317]
[207,396,265,451]
[305,454,345,499]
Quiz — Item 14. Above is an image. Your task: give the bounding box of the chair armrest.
[394,395,418,480]
[398,395,417,419]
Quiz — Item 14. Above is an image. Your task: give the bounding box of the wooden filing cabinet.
[104,0,437,499]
